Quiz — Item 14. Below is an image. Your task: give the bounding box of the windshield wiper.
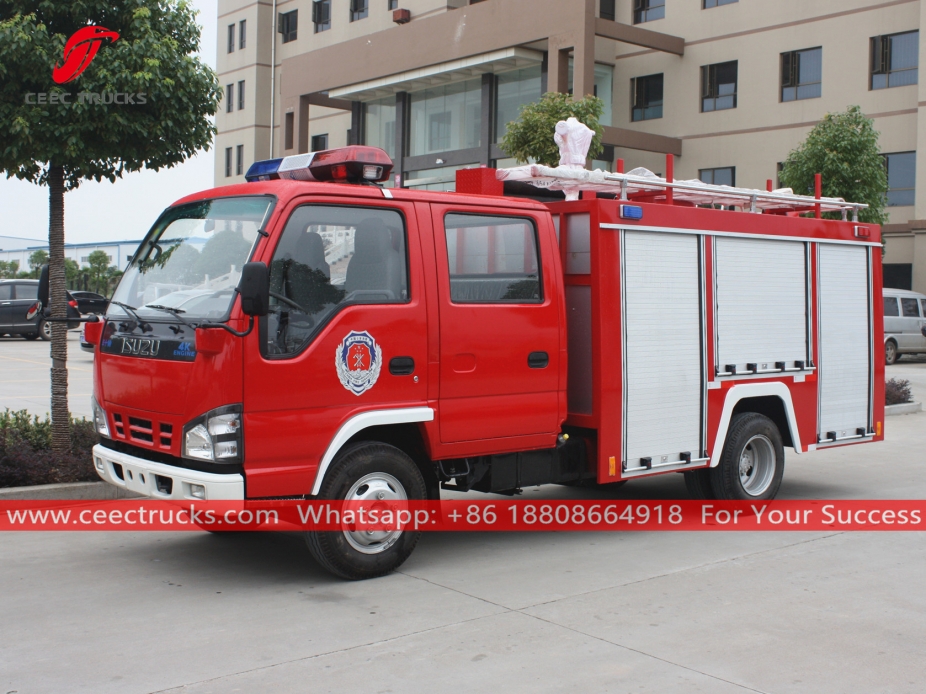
[145,304,193,327]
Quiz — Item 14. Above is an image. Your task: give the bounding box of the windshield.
[109,197,274,322]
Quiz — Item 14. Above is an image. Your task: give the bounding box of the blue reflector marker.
[620,205,644,220]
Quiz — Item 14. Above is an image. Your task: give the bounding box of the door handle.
[389,356,415,375]
[528,351,549,369]
[0,302,11,306]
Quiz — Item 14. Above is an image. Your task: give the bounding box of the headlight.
[91,396,110,438]
[182,405,242,463]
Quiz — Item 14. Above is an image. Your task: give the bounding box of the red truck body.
[88,149,884,578]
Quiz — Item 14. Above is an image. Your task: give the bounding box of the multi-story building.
[215,0,926,292]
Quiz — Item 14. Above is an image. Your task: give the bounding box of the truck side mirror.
[238,261,269,317]
[38,264,49,308]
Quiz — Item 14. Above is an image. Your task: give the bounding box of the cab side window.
[444,213,541,303]
[884,297,900,317]
[264,205,408,356]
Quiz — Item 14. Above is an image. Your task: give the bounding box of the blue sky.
[0,0,219,248]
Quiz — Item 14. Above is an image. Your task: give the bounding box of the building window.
[236,145,244,176]
[279,10,298,43]
[311,134,329,151]
[227,24,235,53]
[312,1,330,33]
[883,152,916,206]
[701,61,737,112]
[704,0,737,7]
[699,167,735,187]
[871,31,919,89]
[633,0,664,24]
[225,147,232,177]
[631,73,663,121]
[225,84,234,113]
[285,112,295,150]
[496,66,543,142]
[409,78,481,156]
[781,47,822,101]
[239,19,246,49]
[364,97,397,159]
[388,0,398,9]
[350,0,369,22]
[600,0,615,21]
[238,80,245,111]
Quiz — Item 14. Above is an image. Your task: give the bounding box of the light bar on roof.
[245,146,393,183]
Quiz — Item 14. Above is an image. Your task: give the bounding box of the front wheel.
[885,340,898,365]
[305,442,426,580]
[710,413,784,501]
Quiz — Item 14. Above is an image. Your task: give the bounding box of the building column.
[395,92,409,185]
[546,34,573,95]
[480,73,496,166]
[350,102,363,145]
[297,95,310,154]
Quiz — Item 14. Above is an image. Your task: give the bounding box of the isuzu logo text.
[121,338,160,357]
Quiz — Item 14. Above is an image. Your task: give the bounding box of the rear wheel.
[709,413,784,501]
[38,319,51,341]
[305,442,426,580]
[885,340,898,365]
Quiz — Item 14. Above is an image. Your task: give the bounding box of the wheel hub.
[738,434,775,496]
[342,472,407,555]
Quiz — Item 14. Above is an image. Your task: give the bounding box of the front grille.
[110,410,176,452]
[128,417,153,443]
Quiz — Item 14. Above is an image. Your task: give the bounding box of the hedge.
[0,410,99,488]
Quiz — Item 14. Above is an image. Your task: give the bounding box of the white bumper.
[92,444,244,500]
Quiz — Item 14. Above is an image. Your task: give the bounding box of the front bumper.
[92,444,244,500]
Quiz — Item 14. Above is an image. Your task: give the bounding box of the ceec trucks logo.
[336,331,383,396]
[53,26,120,84]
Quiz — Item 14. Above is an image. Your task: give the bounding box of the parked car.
[69,291,109,315]
[883,288,926,364]
[0,279,80,341]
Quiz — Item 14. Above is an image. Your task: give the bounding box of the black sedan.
[69,291,109,315]
[0,279,80,341]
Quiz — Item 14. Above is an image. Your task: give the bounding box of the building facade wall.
[214,0,926,291]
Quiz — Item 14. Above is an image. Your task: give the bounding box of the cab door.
[431,205,562,446]
[242,197,429,498]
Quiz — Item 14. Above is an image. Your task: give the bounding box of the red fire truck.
[83,146,884,579]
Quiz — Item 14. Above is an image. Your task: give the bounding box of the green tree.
[500,92,605,168]
[28,249,48,277]
[0,260,20,278]
[779,106,888,225]
[193,229,251,281]
[63,257,80,288]
[86,250,113,294]
[0,1,221,451]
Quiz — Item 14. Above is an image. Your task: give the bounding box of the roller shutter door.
[715,237,808,372]
[623,231,703,470]
[818,244,872,441]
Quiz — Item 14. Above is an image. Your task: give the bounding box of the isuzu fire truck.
[84,145,885,579]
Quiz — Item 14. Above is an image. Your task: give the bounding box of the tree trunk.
[48,164,70,453]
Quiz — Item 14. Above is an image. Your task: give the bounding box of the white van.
[883,289,926,364]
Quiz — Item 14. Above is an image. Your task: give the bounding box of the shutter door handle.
[528,351,549,369]
[389,356,415,375]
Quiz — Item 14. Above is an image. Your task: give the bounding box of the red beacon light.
[245,146,393,184]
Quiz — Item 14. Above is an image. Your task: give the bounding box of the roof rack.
[496,163,868,222]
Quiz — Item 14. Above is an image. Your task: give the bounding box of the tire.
[885,340,898,366]
[709,413,785,501]
[38,319,51,341]
[683,469,716,499]
[305,442,427,580]
[23,332,39,341]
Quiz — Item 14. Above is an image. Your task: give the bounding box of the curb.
[885,402,923,417]
[0,481,140,500]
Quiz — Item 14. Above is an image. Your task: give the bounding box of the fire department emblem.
[336,331,383,396]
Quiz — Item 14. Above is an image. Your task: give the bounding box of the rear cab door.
[11,283,39,328]
[430,202,564,452]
